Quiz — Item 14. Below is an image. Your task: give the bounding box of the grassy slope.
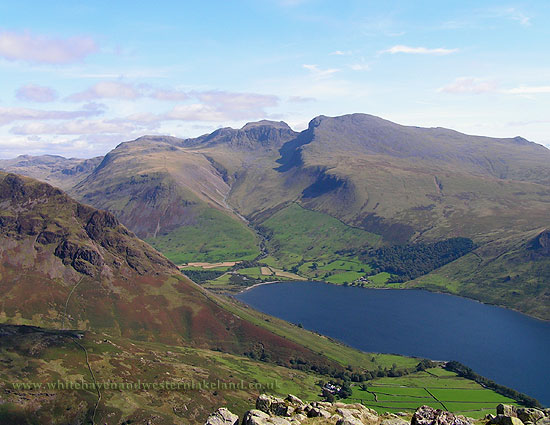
[71,138,260,265]
[0,326,324,425]
[258,203,380,275]
[146,207,259,264]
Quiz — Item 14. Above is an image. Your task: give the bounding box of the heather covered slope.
[0,172,347,362]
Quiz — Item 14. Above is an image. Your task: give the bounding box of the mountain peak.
[184,120,297,150]
[240,120,292,131]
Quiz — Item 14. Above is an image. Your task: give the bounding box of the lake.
[236,281,550,406]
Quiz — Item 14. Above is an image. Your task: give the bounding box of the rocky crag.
[204,395,550,425]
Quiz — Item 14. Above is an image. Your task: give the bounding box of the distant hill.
[0,154,103,190]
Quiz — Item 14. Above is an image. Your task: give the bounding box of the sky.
[1,0,549,158]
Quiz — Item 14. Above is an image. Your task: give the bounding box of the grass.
[368,272,392,285]
[0,326,326,424]
[259,203,381,269]
[342,369,520,418]
[320,260,373,273]
[147,208,260,264]
[325,271,365,284]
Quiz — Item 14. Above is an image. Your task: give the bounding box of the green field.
[342,369,519,418]
[147,208,260,264]
[325,271,365,284]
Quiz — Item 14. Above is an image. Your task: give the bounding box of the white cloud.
[505,86,550,95]
[150,89,188,101]
[16,84,58,102]
[349,63,370,71]
[67,81,142,101]
[165,104,228,122]
[288,96,316,103]
[382,45,458,55]
[302,64,340,79]
[439,77,497,94]
[0,30,97,64]
[330,50,352,56]
[10,119,142,136]
[0,106,102,125]
[499,7,531,26]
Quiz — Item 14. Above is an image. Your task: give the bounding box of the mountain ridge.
[3,113,550,318]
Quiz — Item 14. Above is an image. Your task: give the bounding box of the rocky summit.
[205,397,550,425]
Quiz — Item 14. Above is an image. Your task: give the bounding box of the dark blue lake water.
[236,281,550,406]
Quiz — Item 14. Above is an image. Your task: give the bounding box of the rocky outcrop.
[488,404,550,425]
[204,396,550,425]
[411,405,471,425]
[529,230,550,257]
[204,408,239,425]
[205,394,382,425]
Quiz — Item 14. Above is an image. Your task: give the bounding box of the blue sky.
[1,0,549,158]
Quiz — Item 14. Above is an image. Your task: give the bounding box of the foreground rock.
[488,404,550,425]
[204,397,550,425]
[204,408,239,425]
[412,405,471,425]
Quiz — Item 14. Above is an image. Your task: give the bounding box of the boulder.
[497,405,518,418]
[308,407,331,418]
[337,418,365,425]
[490,415,524,425]
[204,408,239,425]
[242,409,293,425]
[285,394,304,406]
[256,394,292,416]
[337,406,379,424]
[517,409,545,424]
[412,405,472,425]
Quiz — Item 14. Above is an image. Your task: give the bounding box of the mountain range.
[2,113,549,319]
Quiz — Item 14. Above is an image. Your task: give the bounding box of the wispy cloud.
[149,88,188,101]
[67,81,142,101]
[439,77,497,94]
[302,64,340,79]
[0,30,97,64]
[382,45,458,55]
[165,91,279,121]
[349,63,370,71]
[498,7,531,26]
[0,105,102,125]
[330,50,352,56]
[10,119,145,136]
[288,96,315,103]
[505,86,550,95]
[15,84,58,102]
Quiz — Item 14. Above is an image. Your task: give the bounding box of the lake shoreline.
[236,281,550,406]
[237,278,550,323]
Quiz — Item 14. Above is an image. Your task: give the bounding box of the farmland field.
[342,369,519,418]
